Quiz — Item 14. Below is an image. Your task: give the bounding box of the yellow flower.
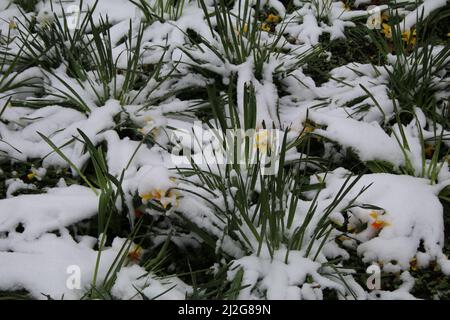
[8,19,17,30]
[369,211,379,219]
[371,220,388,229]
[141,188,165,202]
[402,30,416,46]
[433,263,440,272]
[140,188,180,209]
[381,23,392,39]
[381,12,389,22]
[140,127,159,136]
[303,125,315,134]
[261,23,271,32]
[338,235,350,242]
[369,211,390,230]
[266,14,280,23]
[401,30,410,40]
[235,24,249,38]
[161,190,180,209]
[27,172,36,180]
[138,116,159,137]
[410,257,418,271]
[128,244,143,263]
[253,130,270,154]
[301,123,322,141]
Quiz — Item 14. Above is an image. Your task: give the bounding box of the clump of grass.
[13,0,39,13]
[168,80,368,298]
[369,7,450,125]
[0,0,449,300]
[131,0,187,24]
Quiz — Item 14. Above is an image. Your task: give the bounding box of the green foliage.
[13,0,39,12]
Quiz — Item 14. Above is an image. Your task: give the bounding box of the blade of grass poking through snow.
[121,29,170,106]
[142,232,173,272]
[74,130,145,298]
[359,84,387,124]
[76,131,113,233]
[130,0,186,24]
[322,264,358,300]
[75,129,130,235]
[0,97,11,120]
[121,21,142,94]
[43,70,92,112]
[37,132,98,195]
[0,139,23,155]
[371,8,450,124]
[1,0,449,301]
[227,268,244,299]
[39,137,75,162]
[148,284,178,300]
[198,0,264,65]
[100,219,145,294]
[304,174,366,259]
[0,46,41,97]
[424,125,448,183]
[390,97,416,175]
[13,0,97,71]
[207,85,228,134]
[90,215,112,298]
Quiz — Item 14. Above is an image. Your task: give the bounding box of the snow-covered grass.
[0,0,449,300]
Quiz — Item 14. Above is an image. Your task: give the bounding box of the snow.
[313,114,405,166]
[111,264,191,300]
[369,271,417,300]
[103,130,163,177]
[315,169,448,272]
[0,99,121,168]
[36,0,140,26]
[0,185,98,240]
[0,231,116,299]
[228,249,349,300]
[5,178,37,198]
[0,0,449,300]
[401,0,448,31]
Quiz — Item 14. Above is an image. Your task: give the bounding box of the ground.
[0,0,449,300]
